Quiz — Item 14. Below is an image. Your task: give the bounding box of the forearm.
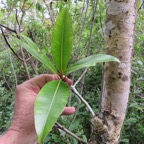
[0,130,37,144]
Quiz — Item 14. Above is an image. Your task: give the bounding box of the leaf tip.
[115,58,121,63]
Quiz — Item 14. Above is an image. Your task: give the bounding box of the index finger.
[26,74,60,89]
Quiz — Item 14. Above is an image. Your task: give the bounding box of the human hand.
[0,74,75,144]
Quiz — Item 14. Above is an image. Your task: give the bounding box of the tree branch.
[85,0,98,56]
[0,24,17,34]
[44,1,55,26]
[77,0,90,50]
[71,86,95,117]
[18,3,31,79]
[15,9,20,25]
[56,122,88,144]
[0,27,23,61]
[73,68,88,87]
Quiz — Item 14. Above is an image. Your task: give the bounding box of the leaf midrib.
[42,80,61,136]
[60,11,66,73]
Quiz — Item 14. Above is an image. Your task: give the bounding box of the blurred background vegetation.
[0,0,144,143]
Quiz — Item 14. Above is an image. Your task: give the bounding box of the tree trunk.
[89,0,137,143]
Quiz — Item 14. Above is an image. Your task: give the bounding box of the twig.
[68,72,75,106]
[0,27,23,61]
[73,68,88,87]
[18,3,31,79]
[77,0,89,50]
[80,76,85,96]
[69,80,93,127]
[15,9,20,25]
[71,69,91,125]
[25,2,33,11]
[0,24,17,34]
[28,53,39,75]
[68,101,81,129]
[44,1,55,26]
[1,9,12,21]
[19,11,25,32]
[8,51,18,86]
[99,9,104,38]
[85,0,98,56]
[21,0,27,10]
[2,72,12,92]
[25,56,32,62]
[56,122,88,144]
[71,86,95,117]
[138,0,144,12]
[78,0,87,23]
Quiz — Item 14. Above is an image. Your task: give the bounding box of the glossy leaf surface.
[13,37,57,74]
[52,7,73,74]
[65,54,120,74]
[34,80,70,143]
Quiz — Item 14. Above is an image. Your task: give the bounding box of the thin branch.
[56,122,88,144]
[138,0,144,12]
[73,68,88,87]
[8,51,18,86]
[15,9,20,25]
[68,101,81,129]
[77,0,90,51]
[99,9,104,38]
[25,56,32,62]
[82,0,86,10]
[20,45,31,79]
[78,0,87,24]
[2,72,12,92]
[69,80,93,127]
[71,86,95,117]
[25,2,33,11]
[28,53,39,75]
[85,0,98,56]
[80,75,85,96]
[18,4,31,79]
[19,2,33,31]
[44,1,55,26]
[0,27,23,61]
[1,9,12,21]
[71,69,91,126]
[20,0,27,11]
[19,12,25,32]
[135,94,144,98]
[68,72,75,106]
[0,24,17,34]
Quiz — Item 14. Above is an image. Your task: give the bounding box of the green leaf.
[13,37,57,74]
[65,54,120,74]
[34,80,70,143]
[125,118,137,124]
[21,34,39,51]
[121,138,129,143]
[52,7,73,74]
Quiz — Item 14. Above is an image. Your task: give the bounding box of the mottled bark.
[89,0,137,143]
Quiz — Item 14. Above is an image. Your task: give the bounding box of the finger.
[26,74,60,89]
[62,107,75,115]
[63,77,73,86]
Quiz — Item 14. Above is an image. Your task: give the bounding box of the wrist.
[0,129,37,144]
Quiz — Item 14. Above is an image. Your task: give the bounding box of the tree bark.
[89,0,137,143]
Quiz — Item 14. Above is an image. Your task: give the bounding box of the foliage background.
[0,0,144,143]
